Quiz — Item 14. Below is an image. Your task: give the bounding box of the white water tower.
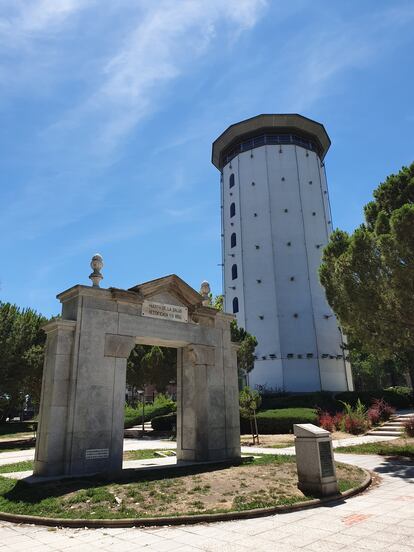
[212,114,353,392]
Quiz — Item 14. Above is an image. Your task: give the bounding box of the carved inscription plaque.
[318,441,334,478]
[85,448,109,460]
[142,300,188,323]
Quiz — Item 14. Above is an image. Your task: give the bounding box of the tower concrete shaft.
[212,114,353,392]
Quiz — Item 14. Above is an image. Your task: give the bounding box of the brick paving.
[0,451,413,551]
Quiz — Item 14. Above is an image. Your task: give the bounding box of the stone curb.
[0,467,372,529]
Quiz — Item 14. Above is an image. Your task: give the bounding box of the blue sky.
[1,0,413,317]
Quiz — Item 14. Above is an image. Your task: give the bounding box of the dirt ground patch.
[0,456,366,520]
[241,431,354,447]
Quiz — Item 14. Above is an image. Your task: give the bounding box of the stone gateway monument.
[34,263,241,477]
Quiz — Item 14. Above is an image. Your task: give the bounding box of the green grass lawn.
[0,449,173,475]
[0,455,365,520]
[336,441,414,458]
[0,461,34,474]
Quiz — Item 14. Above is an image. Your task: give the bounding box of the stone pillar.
[177,344,214,462]
[177,339,241,463]
[294,423,338,497]
[34,319,76,476]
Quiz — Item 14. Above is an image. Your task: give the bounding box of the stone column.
[177,339,241,463]
[34,319,76,476]
[177,344,215,462]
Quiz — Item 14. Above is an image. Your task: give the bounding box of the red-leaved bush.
[343,415,369,435]
[403,416,414,437]
[318,411,335,432]
[368,407,381,426]
[371,398,395,422]
[333,412,344,429]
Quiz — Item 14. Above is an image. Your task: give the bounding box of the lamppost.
[137,389,145,437]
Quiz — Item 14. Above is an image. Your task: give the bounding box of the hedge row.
[335,388,412,409]
[124,401,175,429]
[241,407,317,434]
[260,388,413,412]
[151,408,317,435]
[151,412,176,431]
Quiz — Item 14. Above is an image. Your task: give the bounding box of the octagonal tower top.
[211,113,331,170]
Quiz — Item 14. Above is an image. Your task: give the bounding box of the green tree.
[126,345,176,401]
[319,163,414,387]
[212,295,258,380]
[0,302,47,420]
[239,386,262,444]
[126,344,147,403]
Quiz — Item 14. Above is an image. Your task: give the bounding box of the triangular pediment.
[128,274,203,309]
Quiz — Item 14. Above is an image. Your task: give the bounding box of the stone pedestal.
[294,423,338,497]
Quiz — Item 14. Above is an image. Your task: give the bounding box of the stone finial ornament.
[89,254,104,288]
[200,280,211,306]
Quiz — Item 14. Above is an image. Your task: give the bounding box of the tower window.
[254,213,257,217]
[230,233,236,248]
[230,203,236,218]
[232,297,239,314]
[231,264,238,280]
[229,173,235,188]
[284,208,288,213]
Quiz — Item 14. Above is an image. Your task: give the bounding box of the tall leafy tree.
[0,302,46,419]
[319,163,414,386]
[126,344,176,400]
[213,295,258,378]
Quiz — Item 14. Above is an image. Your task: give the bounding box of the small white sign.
[85,448,109,460]
[142,300,188,323]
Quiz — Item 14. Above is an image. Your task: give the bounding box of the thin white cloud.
[49,0,267,152]
[0,0,92,45]
[283,4,414,112]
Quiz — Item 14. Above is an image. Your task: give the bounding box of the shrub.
[343,415,369,435]
[367,407,381,426]
[317,411,336,432]
[336,389,412,409]
[371,398,395,422]
[151,412,176,432]
[333,412,344,429]
[340,400,370,435]
[403,416,414,437]
[261,392,338,412]
[241,408,317,434]
[317,411,345,432]
[124,394,176,428]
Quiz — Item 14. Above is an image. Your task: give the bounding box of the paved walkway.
[0,433,398,467]
[0,452,413,551]
[0,418,413,551]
